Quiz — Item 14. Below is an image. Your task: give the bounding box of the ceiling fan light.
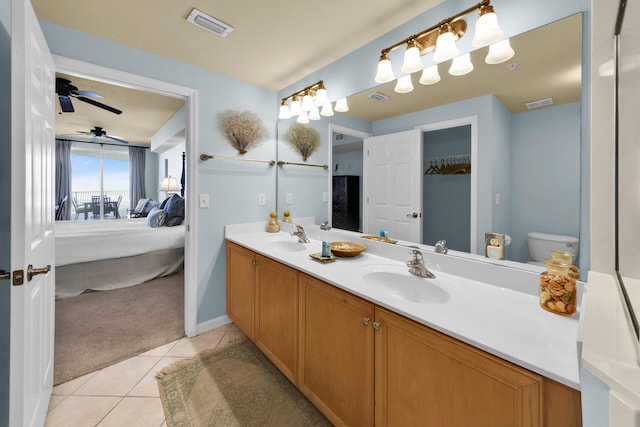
[320,103,334,117]
[419,65,441,85]
[485,38,515,64]
[375,57,396,83]
[289,99,301,116]
[400,42,423,74]
[314,88,329,107]
[433,29,459,62]
[394,75,414,93]
[297,110,309,124]
[278,103,291,119]
[334,98,349,112]
[472,6,504,48]
[449,53,474,76]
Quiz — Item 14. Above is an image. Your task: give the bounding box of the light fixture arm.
[378,0,490,57]
[281,80,326,105]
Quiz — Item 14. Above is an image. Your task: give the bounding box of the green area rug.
[156,337,332,427]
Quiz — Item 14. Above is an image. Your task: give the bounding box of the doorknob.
[406,212,421,218]
[27,264,51,282]
[0,270,9,280]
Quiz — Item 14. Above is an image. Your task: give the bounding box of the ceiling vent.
[186,8,234,38]
[368,92,389,101]
[525,98,554,110]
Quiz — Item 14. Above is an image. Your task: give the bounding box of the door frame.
[54,55,199,337]
[415,116,478,253]
[327,124,372,227]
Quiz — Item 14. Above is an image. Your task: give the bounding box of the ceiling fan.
[77,127,129,144]
[56,77,123,115]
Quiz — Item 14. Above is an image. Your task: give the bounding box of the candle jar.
[539,259,577,316]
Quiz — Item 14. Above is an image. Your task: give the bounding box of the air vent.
[525,98,554,110]
[368,92,389,101]
[186,8,234,38]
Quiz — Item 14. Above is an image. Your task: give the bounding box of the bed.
[54,218,185,299]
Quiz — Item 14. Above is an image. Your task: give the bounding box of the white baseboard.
[194,314,232,336]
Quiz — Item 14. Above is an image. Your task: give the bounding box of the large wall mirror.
[277,12,588,276]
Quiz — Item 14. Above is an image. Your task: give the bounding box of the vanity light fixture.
[278,80,348,123]
[374,0,514,93]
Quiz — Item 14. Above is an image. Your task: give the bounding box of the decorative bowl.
[330,242,366,257]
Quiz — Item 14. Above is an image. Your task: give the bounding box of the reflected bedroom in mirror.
[277,12,587,277]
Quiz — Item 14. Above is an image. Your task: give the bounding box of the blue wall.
[39,21,277,324]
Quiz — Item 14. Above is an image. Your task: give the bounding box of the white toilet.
[527,232,579,265]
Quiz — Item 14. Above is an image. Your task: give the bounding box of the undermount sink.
[270,240,308,253]
[355,264,451,304]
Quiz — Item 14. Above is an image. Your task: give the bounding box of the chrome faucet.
[434,240,448,254]
[406,250,436,279]
[290,224,310,243]
[320,221,331,231]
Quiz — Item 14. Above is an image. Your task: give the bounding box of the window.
[71,143,130,220]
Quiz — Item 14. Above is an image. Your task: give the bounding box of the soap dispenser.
[282,210,292,223]
[266,211,280,233]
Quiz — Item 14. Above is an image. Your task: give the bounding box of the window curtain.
[55,139,72,220]
[129,146,146,207]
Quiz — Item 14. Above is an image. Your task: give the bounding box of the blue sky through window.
[71,153,129,191]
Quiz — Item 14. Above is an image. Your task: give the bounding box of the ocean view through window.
[71,143,130,220]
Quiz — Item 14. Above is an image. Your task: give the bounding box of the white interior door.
[10,1,56,426]
[362,129,422,242]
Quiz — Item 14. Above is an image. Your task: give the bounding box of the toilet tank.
[527,232,579,262]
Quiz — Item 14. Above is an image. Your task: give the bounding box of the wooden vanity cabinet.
[298,273,375,427]
[254,254,299,384]
[374,307,543,427]
[226,241,298,384]
[226,241,256,339]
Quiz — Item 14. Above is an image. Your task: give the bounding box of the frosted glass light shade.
[320,103,334,116]
[394,75,414,93]
[375,58,395,83]
[314,88,329,106]
[334,98,349,112]
[485,39,515,64]
[296,110,309,124]
[419,65,441,85]
[308,106,320,120]
[278,104,291,119]
[449,53,474,76]
[433,30,459,62]
[289,99,301,116]
[301,94,314,111]
[400,44,423,74]
[472,9,504,47]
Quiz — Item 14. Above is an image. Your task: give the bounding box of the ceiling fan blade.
[58,96,75,113]
[71,90,104,99]
[75,96,123,115]
[105,134,129,144]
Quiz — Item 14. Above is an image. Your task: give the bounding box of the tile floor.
[45,322,243,427]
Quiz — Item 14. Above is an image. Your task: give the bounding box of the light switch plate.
[258,193,266,206]
[199,194,209,208]
[322,192,328,202]
[286,193,293,204]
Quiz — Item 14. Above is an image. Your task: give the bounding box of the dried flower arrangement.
[285,123,321,161]
[218,110,267,154]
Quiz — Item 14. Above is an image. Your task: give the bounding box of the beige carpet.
[156,337,332,427]
[54,271,184,385]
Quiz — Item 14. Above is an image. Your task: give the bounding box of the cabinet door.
[299,274,375,427]
[226,241,256,339]
[255,254,299,384]
[375,307,543,427]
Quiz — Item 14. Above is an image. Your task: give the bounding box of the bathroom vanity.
[225,222,583,426]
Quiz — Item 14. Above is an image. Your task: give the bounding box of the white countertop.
[225,221,583,390]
